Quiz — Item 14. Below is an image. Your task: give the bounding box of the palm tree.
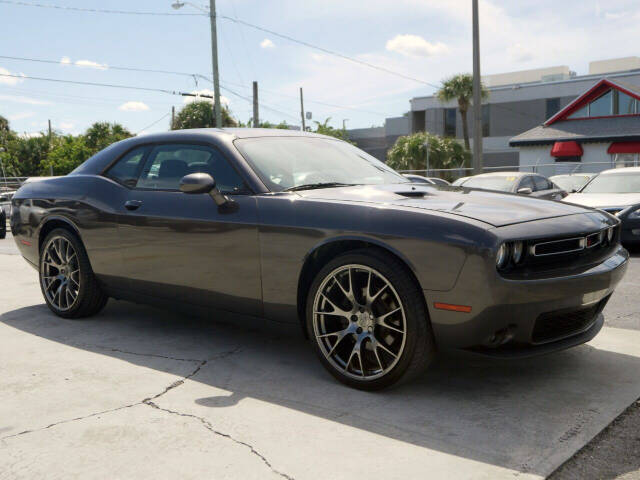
[437,73,488,150]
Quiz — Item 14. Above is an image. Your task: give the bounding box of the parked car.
[549,173,596,193]
[402,174,450,186]
[12,129,628,389]
[0,204,6,239]
[461,172,566,200]
[563,167,640,245]
[452,176,470,186]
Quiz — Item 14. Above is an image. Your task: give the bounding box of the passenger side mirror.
[517,187,533,195]
[179,173,229,206]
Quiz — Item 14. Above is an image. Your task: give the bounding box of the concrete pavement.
[1,245,639,479]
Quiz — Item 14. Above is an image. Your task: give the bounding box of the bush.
[386,132,470,176]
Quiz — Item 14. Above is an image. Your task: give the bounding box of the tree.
[4,134,51,177]
[171,101,237,130]
[85,122,133,152]
[313,117,350,141]
[0,115,9,134]
[386,132,470,179]
[40,135,92,176]
[436,73,488,150]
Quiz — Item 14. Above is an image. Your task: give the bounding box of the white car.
[563,167,640,245]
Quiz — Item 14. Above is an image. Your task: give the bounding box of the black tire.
[39,228,108,319]
[0,210,6,239]
[306,248,435,390]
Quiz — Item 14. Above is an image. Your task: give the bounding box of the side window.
[105,146,148,187]
[519,176,535,191]
[136,144,246,193]
[533,176,551,191]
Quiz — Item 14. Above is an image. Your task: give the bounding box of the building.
[408,57,640,168]
[509,78,640,177]
[346,115,409,161]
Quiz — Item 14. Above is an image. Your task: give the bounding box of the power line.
[0,0,203,15]
[137,113,170,134]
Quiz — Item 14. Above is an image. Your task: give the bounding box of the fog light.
[496,243,509,269]
[512,241,524,264]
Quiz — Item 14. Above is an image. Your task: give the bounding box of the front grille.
[532,296,609,344]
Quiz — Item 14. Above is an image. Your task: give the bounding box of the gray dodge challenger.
[11,129,628,389]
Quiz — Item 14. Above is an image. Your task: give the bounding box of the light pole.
[171,1,222,128]
[472,0,483,174]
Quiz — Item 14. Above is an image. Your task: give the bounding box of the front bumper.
[425,245,628,355]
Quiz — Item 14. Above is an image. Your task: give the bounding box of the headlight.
[496,243,509,269]
[512,241,524,264]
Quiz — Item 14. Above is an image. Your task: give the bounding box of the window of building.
[614,90,637,114]
[444,108,456,137]
[568,105,589,119]
[555,155,582,163]
[589,90,613,117]
[482,104,490,137]
[546,98,561,119]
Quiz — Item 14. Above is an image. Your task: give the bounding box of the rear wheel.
[306,249,435,390]
[39,228,108,319]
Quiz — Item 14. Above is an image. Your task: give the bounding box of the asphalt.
[1,234,639,480]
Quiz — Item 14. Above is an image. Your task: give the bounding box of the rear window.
[582,173,640,193]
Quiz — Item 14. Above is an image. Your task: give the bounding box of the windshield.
[551,175,592,192]
[235,137,408,191]
[581,173,640,193]
[461,175,517,192]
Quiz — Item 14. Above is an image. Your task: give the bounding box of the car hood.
[563,192,640,209]
[296,184,591,227]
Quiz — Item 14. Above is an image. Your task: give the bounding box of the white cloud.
[118,101,150,112]
[604,11,624,20]
[75,59,108,70]
[182,89,230,106]
[60,56,72,65]
[0,94,51,105]
[385,34,449,57]
[0,67,25,85]
[260,38,275,49]
[8,112,35,121]
[507,43,535,63]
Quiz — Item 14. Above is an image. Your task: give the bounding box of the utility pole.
[47,119,52,143]
[342,119,348,130]
[299,87,306,131]
[472,0,483,175]
[171,106,175,129]
[252,81,259,127]
[209,0,222,127]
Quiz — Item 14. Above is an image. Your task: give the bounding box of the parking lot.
[1,233,639,479]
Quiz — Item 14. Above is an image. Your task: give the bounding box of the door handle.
[124,200,143,211]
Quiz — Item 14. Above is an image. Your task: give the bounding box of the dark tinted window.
[105,146,148,187]
[533,176,552,191]
[136,144,245,193]
[444,108,456,137]
[518,176,535,191]
[546,98,561,119]
[589,90,613,117]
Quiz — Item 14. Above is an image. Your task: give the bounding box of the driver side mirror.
[180,173,229,206]
[517,187,533,195]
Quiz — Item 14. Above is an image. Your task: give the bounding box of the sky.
[0,0,639,136]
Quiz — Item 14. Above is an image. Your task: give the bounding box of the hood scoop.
[395,190,431,198]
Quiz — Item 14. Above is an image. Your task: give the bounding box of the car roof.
[599,166,640,175]
[550,173,595,178]
[136,128,333,141]
[468,171,530,178]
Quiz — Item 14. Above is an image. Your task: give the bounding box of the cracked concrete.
[1,247,640,479]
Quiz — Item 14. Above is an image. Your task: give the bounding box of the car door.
[116,142,262,317]
[531,175,565,200]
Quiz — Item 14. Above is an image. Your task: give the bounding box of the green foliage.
[0,115,9,133]
[436,73,489,149]
[85,122,132,151]
[238,119,291,129]
[171,101,237,130]
[3,133,51,177]
[40,135,92,176]
[313,117,350,141]
[386,132,470,176]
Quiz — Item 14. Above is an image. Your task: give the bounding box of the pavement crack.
[144,400,294,480]
[87,345,205,363]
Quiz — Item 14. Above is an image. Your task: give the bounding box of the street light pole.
[472,0,483,175]
[171,1,222,127]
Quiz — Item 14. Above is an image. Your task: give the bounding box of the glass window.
[549,175,592,192]
[532,176,552,191]
[589,90,613,117]
[234,137,407,192]
[482,104,490,137]
[444,108,456,137]
[568,105,588,119]
[105,146,148,187]
[518,176,535,191]
[581,173,640,193]
[136,144,245,193]
[546,98,561,119]
[616,90,637,114]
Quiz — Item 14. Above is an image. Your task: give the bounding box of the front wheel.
[306,249,435,390]
[39,228,108,319]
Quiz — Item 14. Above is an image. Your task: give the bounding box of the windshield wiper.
[284,182,356,192]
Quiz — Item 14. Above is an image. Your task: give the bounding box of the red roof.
[545,78,640,126]
[551,141,583,157]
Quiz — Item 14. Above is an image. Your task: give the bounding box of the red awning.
[551,141,583,157]
[608,142,640,154]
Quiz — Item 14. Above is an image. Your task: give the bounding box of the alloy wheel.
[41,236,80,312]
[312,264,407,380]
